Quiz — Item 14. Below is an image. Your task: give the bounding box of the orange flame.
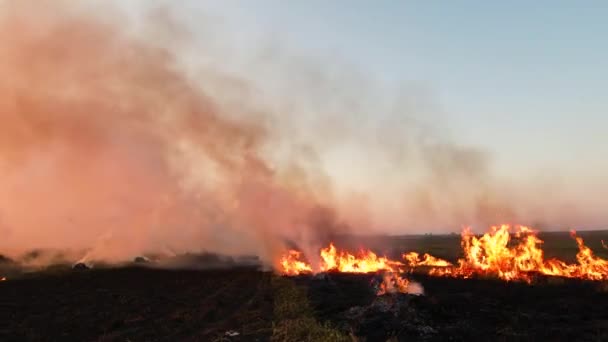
[376,272,410,295]
[570,231,608,280]
[319,243,403,273]
[0,277,6,281]
[278,224,608,283]
[279,243,403,275]
[429,225,608,282]
[279,250,312,276]
[403,252,452,267]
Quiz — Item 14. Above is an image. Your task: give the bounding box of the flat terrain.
[332,229,608,263]
[1,230,607,341]
[0,267,273,342]
[299,272,608,341]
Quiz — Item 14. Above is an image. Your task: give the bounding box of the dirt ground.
[0,266,607,341]
[299,272,608,341]
[1,230,608,341]
[0,267,273,342]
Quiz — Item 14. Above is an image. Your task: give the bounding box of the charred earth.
[0,267,607,341]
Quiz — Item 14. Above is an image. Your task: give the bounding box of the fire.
[570,232,608,280]
[279,250,313,276]
[428,225,608,282]
[376,272,410,295]
[278,224,608,283]
[319,243,403,273]
[0,277,6,281]
[403,252,452,267]
[279,243,404,275]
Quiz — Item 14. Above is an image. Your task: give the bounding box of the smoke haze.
[0,2,605,267]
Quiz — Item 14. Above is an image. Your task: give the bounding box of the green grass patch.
[271,276,349,342]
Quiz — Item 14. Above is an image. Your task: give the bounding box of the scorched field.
[1,229,607,342]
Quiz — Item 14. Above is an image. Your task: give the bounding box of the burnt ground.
[0,267,274,342]
[298,272,608,341]
[1,230,607,342]
[0,266,607,341]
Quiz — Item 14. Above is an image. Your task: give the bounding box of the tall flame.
[570,231,608,280]
[278,224,608,282]
[429,225,608,282]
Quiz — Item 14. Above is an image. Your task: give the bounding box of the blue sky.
[170,1,608,181]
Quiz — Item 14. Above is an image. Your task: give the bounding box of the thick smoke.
[0,2,344,265]
[0,2,603,267]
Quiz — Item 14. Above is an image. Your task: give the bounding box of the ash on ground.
[345,293,437,342]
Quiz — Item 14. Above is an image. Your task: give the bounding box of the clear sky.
[167,0,608,181]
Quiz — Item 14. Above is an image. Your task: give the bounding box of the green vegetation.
[271,276,349,342]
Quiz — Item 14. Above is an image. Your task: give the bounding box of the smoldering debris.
[345,294,437,341]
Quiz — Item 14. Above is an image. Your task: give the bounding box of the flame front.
[319,243,403,273]
[403,252,452,267]
[428,225,608,282]
[279,250,313,276]
[279,243,404,275]
[571,232,608,280]
[278,224,608,282]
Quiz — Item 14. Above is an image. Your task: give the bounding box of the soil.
[300,272,608,341]
[1,266,607,341]
[0,266,273,342]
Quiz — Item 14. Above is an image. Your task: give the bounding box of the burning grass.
[279,224,608,283]
[1,235,608,341]
[374,272,423,296]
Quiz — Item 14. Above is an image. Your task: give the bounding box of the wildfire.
[570,232,608,280]
[279,250,313,276]
[278,224,608,283]
[0,277,6,281]
[319,243,403,273]
[376,272,410,295]
[428,225,608,282]
[403,252,452,267]
[280,243,404,275]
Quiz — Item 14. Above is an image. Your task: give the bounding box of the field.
[332,230,608,263]
[1,230,607,341]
